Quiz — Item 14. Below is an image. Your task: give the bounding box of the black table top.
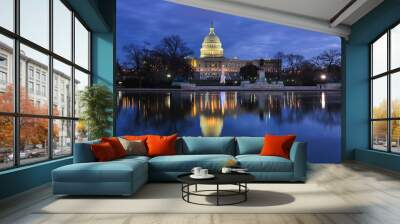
[177,172,255,185]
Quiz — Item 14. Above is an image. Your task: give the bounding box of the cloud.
[117,0,341,62]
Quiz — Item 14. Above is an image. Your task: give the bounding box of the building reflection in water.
[321,92,326,109]
[119,90,340,137]
[200,115,223,136]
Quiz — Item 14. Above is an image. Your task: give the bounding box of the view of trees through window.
[0,0,91,170]
[371,23,400,153]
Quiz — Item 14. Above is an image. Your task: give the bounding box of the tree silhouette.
[239,63,259,82]
[121,35,194,87]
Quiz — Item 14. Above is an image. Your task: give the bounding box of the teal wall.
[92,32,115,135]
[0,0,115,200]
[0,158,72,199]
[92,33,114,87]
[344,0,400,170]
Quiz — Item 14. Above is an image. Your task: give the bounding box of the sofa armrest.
[289,142,307,181]
[73,140,100,163]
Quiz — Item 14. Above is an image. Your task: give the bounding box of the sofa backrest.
[73,139,100,163]
[180,137,236,155]
[73,136,269,162]
[235,137,264,155]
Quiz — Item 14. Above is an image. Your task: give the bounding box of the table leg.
[181,184,183,199]
[187,184,190,202]
[245,183,247,201]
[217,184,220,206]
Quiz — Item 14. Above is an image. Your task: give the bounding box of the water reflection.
[117,91,341,163]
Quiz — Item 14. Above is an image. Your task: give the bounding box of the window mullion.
[388,30,391,153]
[13,0,20,167]
[370,45,373,149]
[71,10,76,154]
[48,0,54,160]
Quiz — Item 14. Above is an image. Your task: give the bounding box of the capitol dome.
[200,23,224,58]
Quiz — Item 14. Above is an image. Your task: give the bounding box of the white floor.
[1,162,400,224]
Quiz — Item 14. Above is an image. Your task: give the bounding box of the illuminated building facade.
[189,23,282,81]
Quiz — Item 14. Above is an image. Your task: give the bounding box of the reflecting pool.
[117,91,341,163]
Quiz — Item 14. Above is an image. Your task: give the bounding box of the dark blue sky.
[117,0,341,63]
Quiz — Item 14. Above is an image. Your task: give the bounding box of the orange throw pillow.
[91,142,118,161]
[101,137,127,158]
[146,134,177,157]
[124,135,148,141]
[260,135,296,159]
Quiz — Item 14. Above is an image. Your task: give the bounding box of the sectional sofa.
[52,137,307,196]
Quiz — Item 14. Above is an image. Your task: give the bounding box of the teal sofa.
[52,137,307,196]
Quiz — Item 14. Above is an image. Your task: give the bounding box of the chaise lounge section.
[52,136,307,196]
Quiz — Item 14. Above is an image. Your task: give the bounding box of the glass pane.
[0,116,14,170]
[75,120,88,143]
[20,0,49,49]
[53,59,72,117]
[372,76,387,119]
[0,35,14,112]
[74,18,89,70]
[53,119,72,157]
[20,44,49,115]
[20,117,49,165]
[53,0,72,60]
[391,72,400,118]
[391,120,400,153]
[74,69,89,118]
[391,24,400,70]
[372,121,388,151]
[372,33,387,76]
[0,0,14,31]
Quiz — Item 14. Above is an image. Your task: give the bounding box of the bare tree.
[318,49,341,68]
[286,54,304,73]
[155,35,193,58]
[123,44,145,71]
[155,35,194,80]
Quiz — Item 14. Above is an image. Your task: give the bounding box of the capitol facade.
[188,23,282,82]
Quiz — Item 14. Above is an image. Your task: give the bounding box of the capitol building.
[189,23,281,82]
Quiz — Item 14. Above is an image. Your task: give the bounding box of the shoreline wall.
[117,86,341,92]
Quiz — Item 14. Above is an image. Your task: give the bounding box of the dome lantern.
[200,22,224,58]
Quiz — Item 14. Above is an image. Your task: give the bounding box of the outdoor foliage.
[239,63,259,83]
[121,35,194,87]
[274,49,341,85]
[79,84,113,140]
[0,85,59,150]
[372,99,400,142]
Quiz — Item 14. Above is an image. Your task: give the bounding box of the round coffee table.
[177,173,255,206]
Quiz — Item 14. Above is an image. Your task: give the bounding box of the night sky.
[117,0,341,63]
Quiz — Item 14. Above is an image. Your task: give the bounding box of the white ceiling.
[167,0,384,38]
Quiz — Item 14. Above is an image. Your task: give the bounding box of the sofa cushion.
[124,135,148,141]
[149,154,235,172]
[73,139,100,163]
[236,155,293,172]
[91,142,118,161]
[116,155,150,163]
[235,137,264,155]
[118,138,147,156]
[53,158,147,183]
[101,137,127,158]
[147,134,178,157]
[260,135,296,159]
[181,137,235,155]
